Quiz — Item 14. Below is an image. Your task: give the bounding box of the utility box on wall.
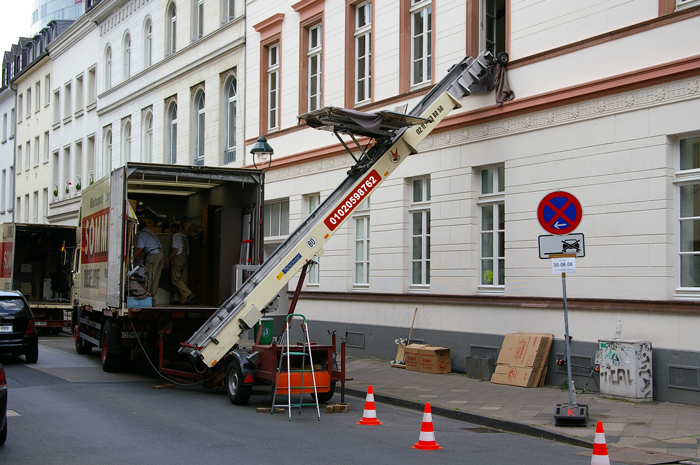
[598,339,653,402]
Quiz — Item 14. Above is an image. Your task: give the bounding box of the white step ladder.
[271,314,321,421]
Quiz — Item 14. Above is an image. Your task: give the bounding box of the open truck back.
[0,223,76,332]
[72,163,264,373]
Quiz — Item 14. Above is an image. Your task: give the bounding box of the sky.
[0,2,34,56]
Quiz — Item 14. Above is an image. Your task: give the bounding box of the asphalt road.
[0,334,596,464]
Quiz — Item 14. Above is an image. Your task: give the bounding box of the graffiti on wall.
[599,340,652,400]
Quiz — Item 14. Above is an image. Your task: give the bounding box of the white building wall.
[0,88,15,223]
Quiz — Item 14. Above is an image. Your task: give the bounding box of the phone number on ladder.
[324,170,381,231]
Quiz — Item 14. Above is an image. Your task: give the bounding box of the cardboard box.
[419,347,451,374]
[490,364,538,387]
[405,344,427,372]
[497,333,549,367]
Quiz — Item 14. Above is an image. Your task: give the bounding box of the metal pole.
[562,272,574,406]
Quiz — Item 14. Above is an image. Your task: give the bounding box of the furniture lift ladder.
[271,314,321,421]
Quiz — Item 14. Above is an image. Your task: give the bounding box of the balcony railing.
[64,179,71,198]
[224,147,236,165]
[88,170,94,186]
[53,182,59,201]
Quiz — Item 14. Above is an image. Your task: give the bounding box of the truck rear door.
[107,167,127,308]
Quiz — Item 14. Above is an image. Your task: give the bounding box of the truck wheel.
[101,321,120,373]
[74,308,93,355]
[24,343,39,364]
[311,381,336,404]
[226,360,252,405]
[0,413,6,445]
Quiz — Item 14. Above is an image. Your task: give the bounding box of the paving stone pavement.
[343,356,700,461]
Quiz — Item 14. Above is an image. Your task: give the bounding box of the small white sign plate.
[552,257,576,274]
[539,233,585,259]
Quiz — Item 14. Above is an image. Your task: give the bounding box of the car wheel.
[74,308,93,355]
[226,360,252,405]
[311,381,336,404]
[24,344,39,364]
[0,415,6,445]
[101,321,120,373]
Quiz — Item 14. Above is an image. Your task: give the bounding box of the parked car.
[0,291,38,363]
[1,362,7,445]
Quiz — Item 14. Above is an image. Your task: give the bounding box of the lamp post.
[251,136,273,265]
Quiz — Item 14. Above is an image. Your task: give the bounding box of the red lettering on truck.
[324,169,381,232]
[82,208,110,264]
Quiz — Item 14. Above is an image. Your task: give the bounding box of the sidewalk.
[343,356,700,462]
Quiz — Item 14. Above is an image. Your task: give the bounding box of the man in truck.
[134,219,165,298]
[165,222,195,305]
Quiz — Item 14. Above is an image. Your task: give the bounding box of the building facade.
[0,85,15,223]
[245,0,700,404]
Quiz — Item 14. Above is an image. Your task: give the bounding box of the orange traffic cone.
[357,385,382,425]
[412,403,442,450]
[591,421,610,465]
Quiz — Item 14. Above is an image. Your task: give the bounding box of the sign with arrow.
[537,191,583,235]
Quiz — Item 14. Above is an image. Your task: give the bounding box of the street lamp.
[250,136,273,173]
[251,136,274,266]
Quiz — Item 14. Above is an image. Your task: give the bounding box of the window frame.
[263,198,290,240]
[478,165,505,290]
[142,109,153,163]
[122,118,131,163]
[409,176,431,288]
[166,100,178,164]
[223,74,237,164]
[144,17,153,68]
[410,0,433,87]
[104,45,112,90]
[123,32,131,80]
[193,89,205,165]
[167,2,177,56]
[266,43,280,132]
[354,197,371,287]
[352,1,372,106]
[675,135,700,296]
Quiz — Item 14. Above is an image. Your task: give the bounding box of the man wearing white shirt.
[165,222,195,305]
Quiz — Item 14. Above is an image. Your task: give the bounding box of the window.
[264,199,289,238]
[34,136,39,166]
[226,0,234,21]
[25,141,30,171]
[35,82,40,112]
[45,75,50,106]
[17,145,22,172]
[354,196,371,285]
[143,110,153,163]
[678,136,700,290]
[167,101,177,164]
[43,132,49,162]
[104,128,112,176]
[87,66,96,106]
[75,74,84,113]
[75,140,82,192]
[18,94,23,121]
[144,18,152,68]
[267,44,279,131]
[2,114,6,142]
[479,165,505,287]
[307,195,320,285]
[482,0,506,57]
[307,24,322,112]
[167,3,177,55]
[87,135,95,186]
[24,194,29,222]
[122,119,131,163]
[32,191,38,223]
[63,146,71,198]
[410,0,432,86]
[354,1,372,104]
[224,75,236,164]
[26,88,31,119]
[7,167,12,211]
[1,170,5,211]
[42,188,48,222]
[9,109,14,138]
[411,177,431,286]
[105,45,112,90]
[193,90,205,165]
[123,32,131,80]
[52,150,59,200]
[63,82,72,120]
[194,0,204,40]
[52,89,60,124]
[16,197,20,223]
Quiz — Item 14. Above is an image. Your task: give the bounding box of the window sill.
[62,116,72,125]
[8,135,13,140]
[674,288,700,300]
[1,139,5,144]
[74,109,84,119]
[52,122,60,130]
[477,286,505,296]
[353,285,370,291]
[86,102,96,112]
[409,285,430,294]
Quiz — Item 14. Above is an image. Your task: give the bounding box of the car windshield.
[0,297,28,315]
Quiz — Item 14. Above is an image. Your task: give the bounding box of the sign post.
[538,192,589,426]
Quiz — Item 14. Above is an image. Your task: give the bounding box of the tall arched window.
[123,32,131,80]
[193,90,205,165]
[143,110,153,162]
[167,102,177,164]
[144,18,152,68]
[167,3,177,55]
[104,128,112,176]
[105,45,112,90]
[122,120,131,162]
[224,75,236,164]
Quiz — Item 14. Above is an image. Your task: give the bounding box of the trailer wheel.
[101,321,120,373]
[74,308,93,355]
[311,381,336,404]
[226,360,252,405]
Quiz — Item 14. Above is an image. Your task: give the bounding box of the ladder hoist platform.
[179,51,496,368]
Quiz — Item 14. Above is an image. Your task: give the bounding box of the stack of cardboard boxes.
[490,333,553,387]
[404,344,452,374]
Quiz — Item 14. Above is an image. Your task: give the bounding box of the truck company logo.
[390,148,400,163]
[276,253,302,281]
[0,241,12,279]
[82,208,109,264]
[324,169,381,232]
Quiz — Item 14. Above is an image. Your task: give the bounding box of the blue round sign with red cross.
[537,191,583,235]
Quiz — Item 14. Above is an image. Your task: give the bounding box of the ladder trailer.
[180,51,495,404]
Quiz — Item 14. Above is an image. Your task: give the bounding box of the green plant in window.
[76,182,81,191]
[483,269,494,284]
[53,189,58,197]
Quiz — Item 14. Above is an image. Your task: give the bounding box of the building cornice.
[47,15,98,59]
